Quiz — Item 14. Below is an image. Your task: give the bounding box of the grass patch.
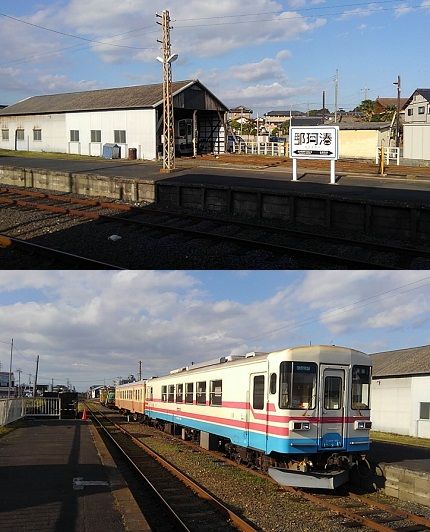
[0,418,26,438]
[371,430,430,448]
[0,148,105,161]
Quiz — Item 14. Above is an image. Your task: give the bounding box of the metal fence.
[0,397,61,426]
[376,146,400,165]
[232,141,288,157]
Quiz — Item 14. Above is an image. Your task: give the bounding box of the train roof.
[116,345,369,386]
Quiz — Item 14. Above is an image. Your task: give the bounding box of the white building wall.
[371,377,411,435]
[0,114,66,153]
[403,124,430,160]
[1,109,157,160]
[411,375,430,438]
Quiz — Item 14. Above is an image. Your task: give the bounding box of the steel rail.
[88,406,191,532]
[1,186,424,268]
[283,486,430,531]
[0,233,122,269]
[90,406,257,532]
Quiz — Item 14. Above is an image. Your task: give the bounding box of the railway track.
[1,186,429,268]
[93,404,430,532]
[284,487,430,531]
[87,404,256,532]
[0,233,121,268]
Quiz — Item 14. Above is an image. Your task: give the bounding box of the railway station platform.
[0,418,149,532]
[2,156,430,244]
[368,440,430,508]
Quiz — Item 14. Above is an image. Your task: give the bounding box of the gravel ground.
[103,410,430,532]
[0,204,337,269]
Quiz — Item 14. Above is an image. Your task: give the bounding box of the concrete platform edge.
[89,422,151,531]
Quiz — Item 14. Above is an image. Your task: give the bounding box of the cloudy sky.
[1,0,429,114]
[1,270,430,391]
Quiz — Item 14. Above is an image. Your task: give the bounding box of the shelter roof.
[0,80,226,116]
[371,345,430,377]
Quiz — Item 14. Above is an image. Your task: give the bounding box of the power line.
[246,275,430,343]
[0,12,156,50]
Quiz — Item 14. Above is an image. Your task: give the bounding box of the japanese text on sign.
[289,126,339,160]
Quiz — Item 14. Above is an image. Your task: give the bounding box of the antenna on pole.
[157,10,176,172]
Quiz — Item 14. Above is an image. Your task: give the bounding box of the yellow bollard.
[379,146,385,175]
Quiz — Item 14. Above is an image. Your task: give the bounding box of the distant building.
[370,345,430,438]
[402,88,430,161]
[264,110,304,133]
[0,371,15,397]
[229,106,253,123]
[374,97,407,116]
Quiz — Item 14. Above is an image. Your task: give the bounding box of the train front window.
[279,362,317,410]
[352,365,371,409]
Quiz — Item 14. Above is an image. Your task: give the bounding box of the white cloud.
[394,3,414,17]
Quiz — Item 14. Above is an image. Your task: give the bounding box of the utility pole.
[33,355,39,397]
[7,338,13,400]
[139,360,142,381]
[322,91,326,123]
[16,368,22,397]
[334,69,339,122]
[362,86,370,101]
[393,74,401,147]
[157,10,176,172]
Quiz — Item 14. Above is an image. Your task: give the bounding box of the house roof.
[371,345,430,377]
[376,97,408,109]
[265,110,304,117]
[230,106,252,113]
[0,80,221,116]
[335,121,391,130]
[402,88,430,110]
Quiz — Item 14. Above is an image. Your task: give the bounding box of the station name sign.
[289,126,339,161]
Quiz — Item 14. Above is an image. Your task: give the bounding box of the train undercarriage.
[126,413,368,490]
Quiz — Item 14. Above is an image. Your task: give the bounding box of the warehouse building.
[0,80,228,160]
[370,345,430,438]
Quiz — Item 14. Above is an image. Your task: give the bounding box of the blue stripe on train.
[145,409,370,454]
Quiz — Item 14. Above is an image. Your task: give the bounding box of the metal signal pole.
[7,338,13,400]
[157,10,175,172]
[393,75,401,147]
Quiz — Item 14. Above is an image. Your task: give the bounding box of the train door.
[318,366,346,450]
[248,373,268,452]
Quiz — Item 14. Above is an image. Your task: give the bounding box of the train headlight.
[354,420,372,430]
[290,421,311,431]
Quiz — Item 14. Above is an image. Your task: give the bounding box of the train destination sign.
[289,126,339,161]
[289,125,339,184]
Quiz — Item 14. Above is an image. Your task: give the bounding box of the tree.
[309,108,330,116]
[355,99,376,122]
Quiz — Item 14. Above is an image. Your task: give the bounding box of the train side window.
[351,365,371,409]
[210,380,222,406]
[324,376,342,410]
[161,385,167,402]
[196,381,206,404]
[253,375,265,410]
[148,387,153,400]
[185,383,193,404]
[168,385,175,402]
[270,373,277,394]
[279,362,317,409]
[176,383,183,402]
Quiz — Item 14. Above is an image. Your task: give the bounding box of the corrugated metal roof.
[371,345,430,377]
[0,80,196,116]
[335,121,391,130]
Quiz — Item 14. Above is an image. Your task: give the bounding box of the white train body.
[116,345,372,487]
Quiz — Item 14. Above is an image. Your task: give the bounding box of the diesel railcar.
[116,345,372,488]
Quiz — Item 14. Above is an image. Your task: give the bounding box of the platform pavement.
[0,418,150,532]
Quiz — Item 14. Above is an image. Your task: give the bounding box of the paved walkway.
[0,419,127,532]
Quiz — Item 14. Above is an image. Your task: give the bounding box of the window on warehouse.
[253,376,265,410]
[185,383,194,403]
[419,402,430,420]
[176,383,183,402]
[279,362,317,410]
[196,381,206,404]
[168,385,175,402]
[351,366,371,409]
[161,385,167,402]
[210,380,222,406]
